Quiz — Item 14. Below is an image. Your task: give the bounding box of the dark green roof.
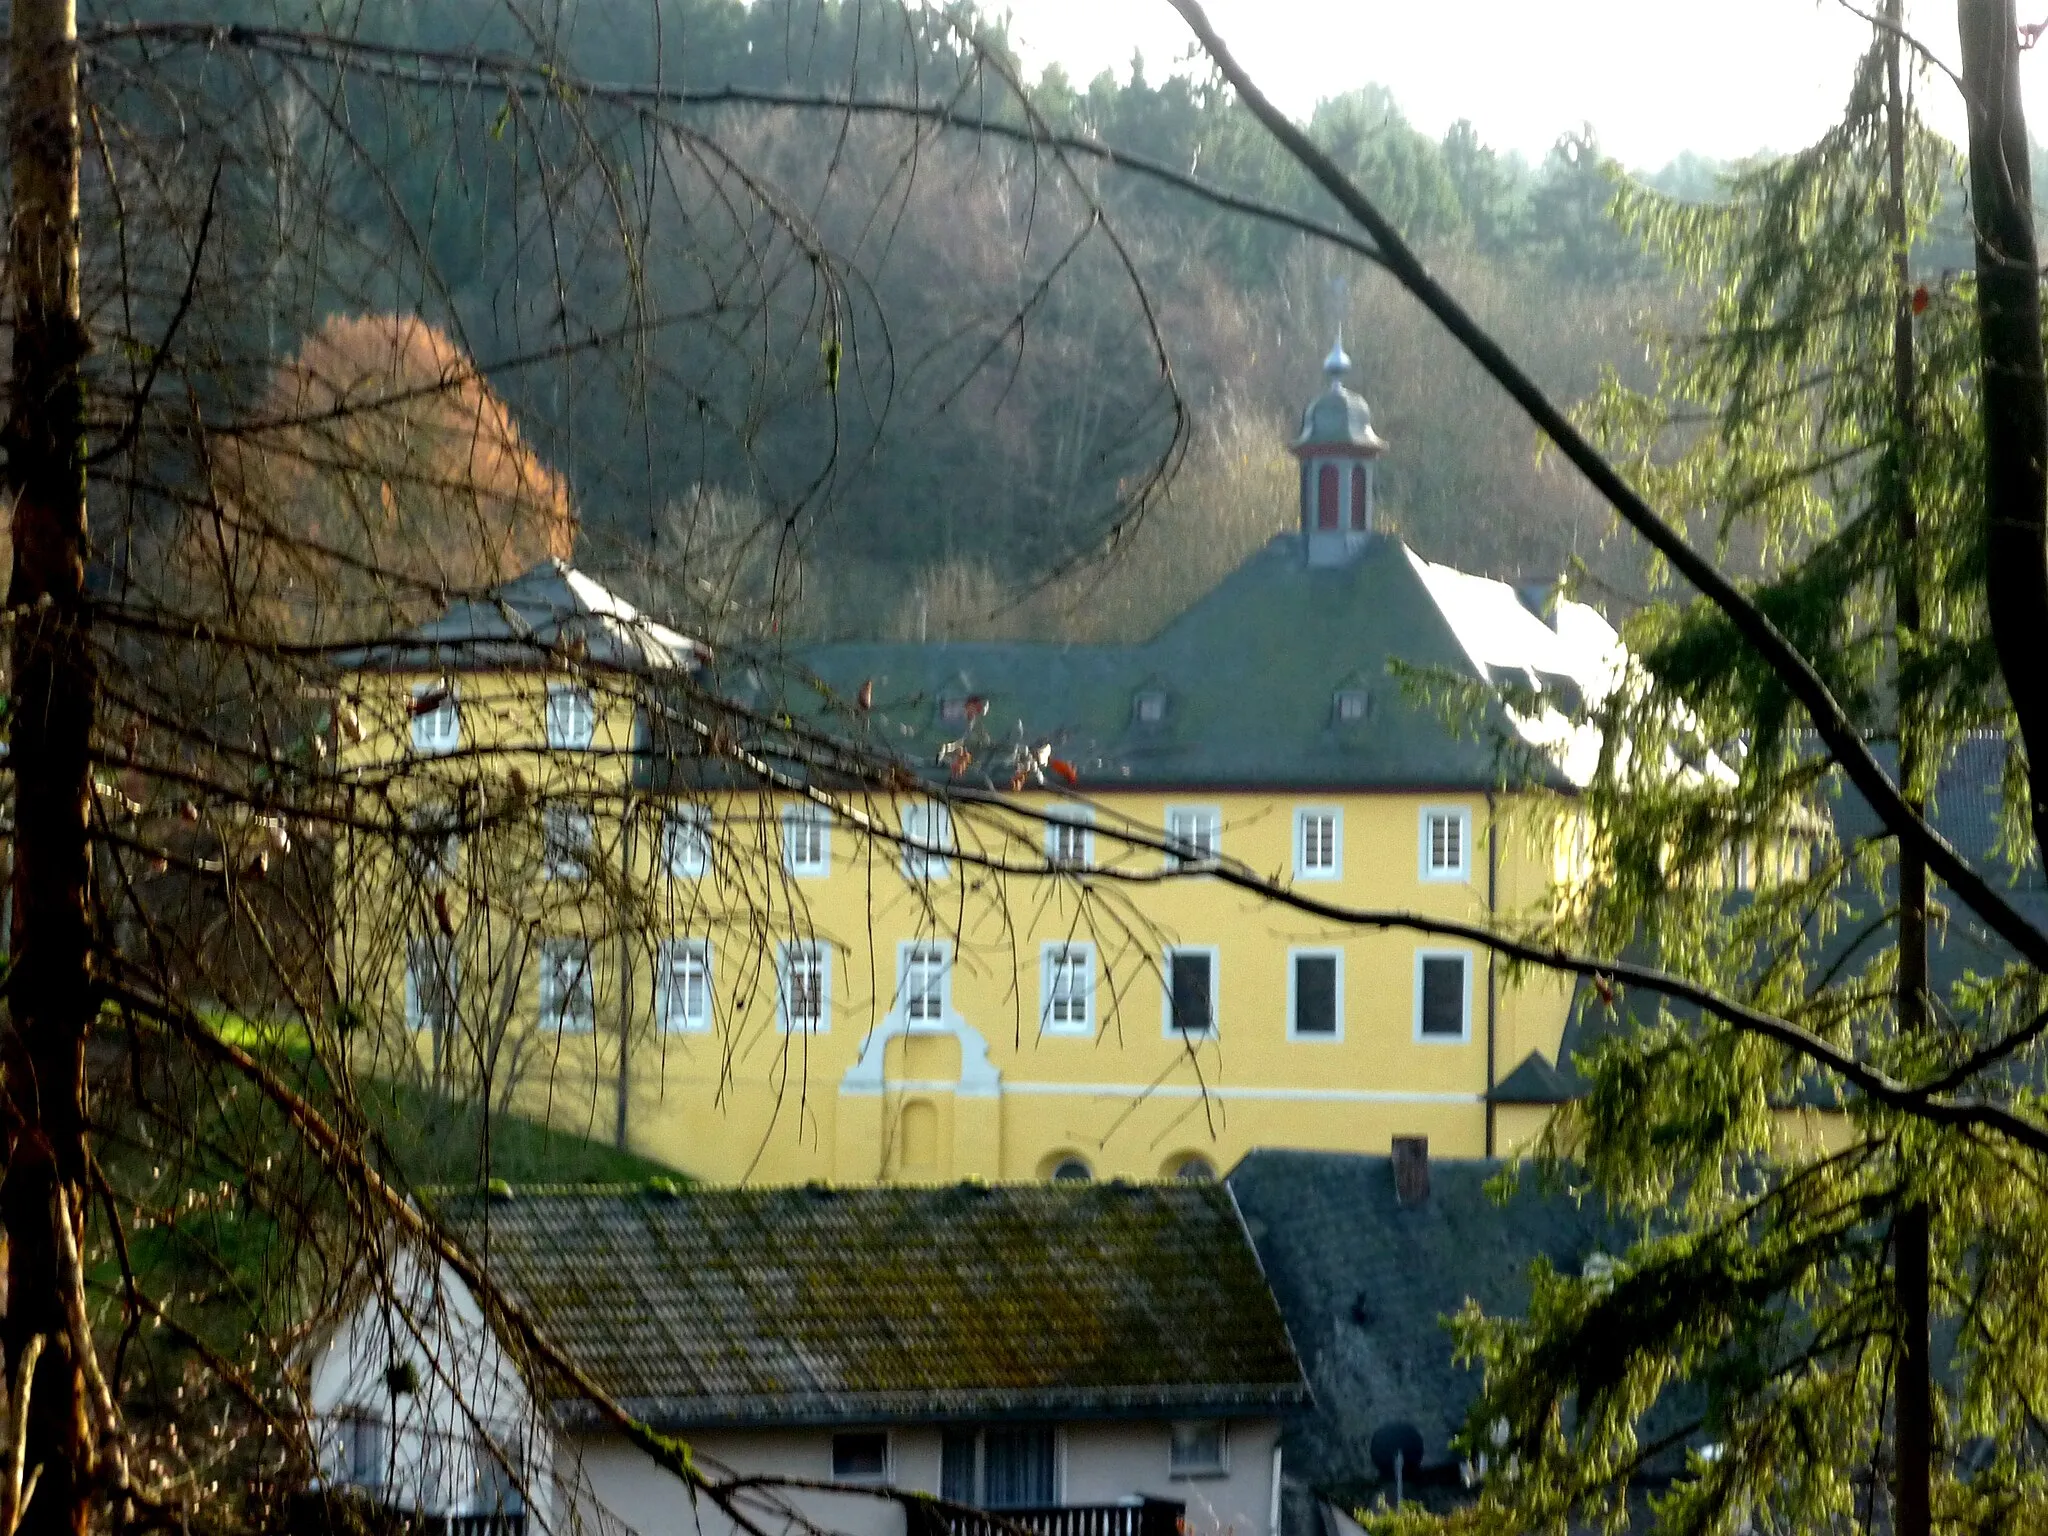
[660,534,1615,795]
[435,1181,1308,1430]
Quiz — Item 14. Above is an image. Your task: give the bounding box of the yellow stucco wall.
[333,666,1585,1184]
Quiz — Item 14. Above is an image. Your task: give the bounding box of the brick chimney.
[1391,1136,1430,1207]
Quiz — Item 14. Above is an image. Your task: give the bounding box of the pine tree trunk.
[2,1,97,1533]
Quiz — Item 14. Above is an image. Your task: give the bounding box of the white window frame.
[1167,1420,1229,1479]
[1045,808,1094,868]
[336,1408,389,1490]
[541,803,596,881]
[661,805,712,879]
[1286,946,1343,1041]
[545,681,597,750]
[404,936,458,1035]
[1294,806,1342,881]
[782,805,831,878]
[408,803,461,883]
[655,938,713,1034]
[538,938,595,1034]
[1334,687,1371,724]
[1164,805,1221,869]
[897,940,952,1028]
[1040,942,1096,1036]
[1420,805,1472,882]
[900,800,954,882]
[409,682,461,756]
[1413,948,1473,1043]
[778,941,831,1033]
[1161,945,1220,1040]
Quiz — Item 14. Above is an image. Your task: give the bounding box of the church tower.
[1291,338,1387,566]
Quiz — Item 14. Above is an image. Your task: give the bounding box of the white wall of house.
[561,1418,1283,1536]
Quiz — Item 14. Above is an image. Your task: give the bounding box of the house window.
[1164,948,1217,1038]
[409,683,460,755]
[1046,810,1093,867]
[1133,690,1168,725]
[405,936,457,1035]
[1041,943,1095,1035]
[900,942,950,1024]
[1290,950,1341,1039]
[541,803,595,880]
[1421,807,1470,881]
[901,801,953,882]
[337,1408,388,1489]
[655,939,711,1033]
[1416,951,1471,1041]
[944,1427,1059,1509]
[783,805,831,877]
[539,939,595,1033]
[779,942,830,1032]
[1165,806,1220,868]
[1316,463,1339,529]
[1350,465,1370,530]
[938,694,969,727]
[831,1431,890,1482]
[661,806,712,879]
[1335,688,1371,723]
[1169,1420,1228,1478]
[1295,808,1340,880]
[472,1428,526,1515]
[545,682,596,749]
[407,803,460,883]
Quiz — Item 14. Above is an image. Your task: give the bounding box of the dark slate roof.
[435,1181,1309,1431]
[335,561,703,674]
[652,534,1618,795]
[1225,1151,1616,1502]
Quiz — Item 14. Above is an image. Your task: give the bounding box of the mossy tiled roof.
[436,1180,1308,1430]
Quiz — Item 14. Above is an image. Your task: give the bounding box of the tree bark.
[2,2,97,1534]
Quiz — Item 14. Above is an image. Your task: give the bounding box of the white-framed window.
[407,803,460,883]
[1165,805,1221,868]
[1133,689,1169,725]
[545,682,597,749]
[1421,806,1471,881]
[660,805,712,879]
[782,804,831,878]
[409,682,460,756]
[1168,1420,1229,1478]
[1288,948,1342,1040]
[542,803,595,880]
[1040,942,1096,1035]
[832,1431,891,1483]
[472,1427,527,1516]
[901,800,953,882]
[943,1426,1060,1509]
[1295,807,1341,880]
[779,941,830,1032]
[336,1408,389,1489]
[538,938,595,1033]
[1046,808,1093,868]
[898,941,951,1026]
[405,936,457,1035]
[1414,949,1472,1042]
[1334,687,1371,724]
[655,938,712,1033]
[1163,946,1218,1038]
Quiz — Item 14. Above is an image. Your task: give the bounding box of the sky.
[1003,0,2048,172]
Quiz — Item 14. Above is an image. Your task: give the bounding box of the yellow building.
[331,345,1621,1184]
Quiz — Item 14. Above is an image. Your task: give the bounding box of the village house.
[302,1180,1310,1536]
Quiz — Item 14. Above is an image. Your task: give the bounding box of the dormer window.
[1335,688,1372,724]
[938,694,967,727]
[1134,690,1168,726]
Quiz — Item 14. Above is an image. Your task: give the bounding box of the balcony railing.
[916,1498,1184,1536]
[286,1491,524,1536]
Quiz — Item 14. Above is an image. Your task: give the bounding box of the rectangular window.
[1295,807,1340,880]
[831,1431,890,1482]
[541,804,595,880]
[900,942,950,1025]
[661,805,712,879]
[407,803,460,883]
[780,942,830,1033]
[655,939,712,1033]
[1165,948,1217,1038]
[901,800,953,881]
[1046,811,1093,868]
[1416,951,1471,1041]
[1290,950,1340,1039]
[538,938,595,1033]
[405,936,457,1035]
[940,1429,978,1504]
[982,1426,1057,1508]
[1165,806,1221,868]
[409,683,460,756]
[338,1409,388,1489]
[1041,943,1095,1035]
[1422,807,1470,881]
[783,805,830,877]
[545,682,597,749]
[1168,1420,1228,1478]
[473,1428,526,1515]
